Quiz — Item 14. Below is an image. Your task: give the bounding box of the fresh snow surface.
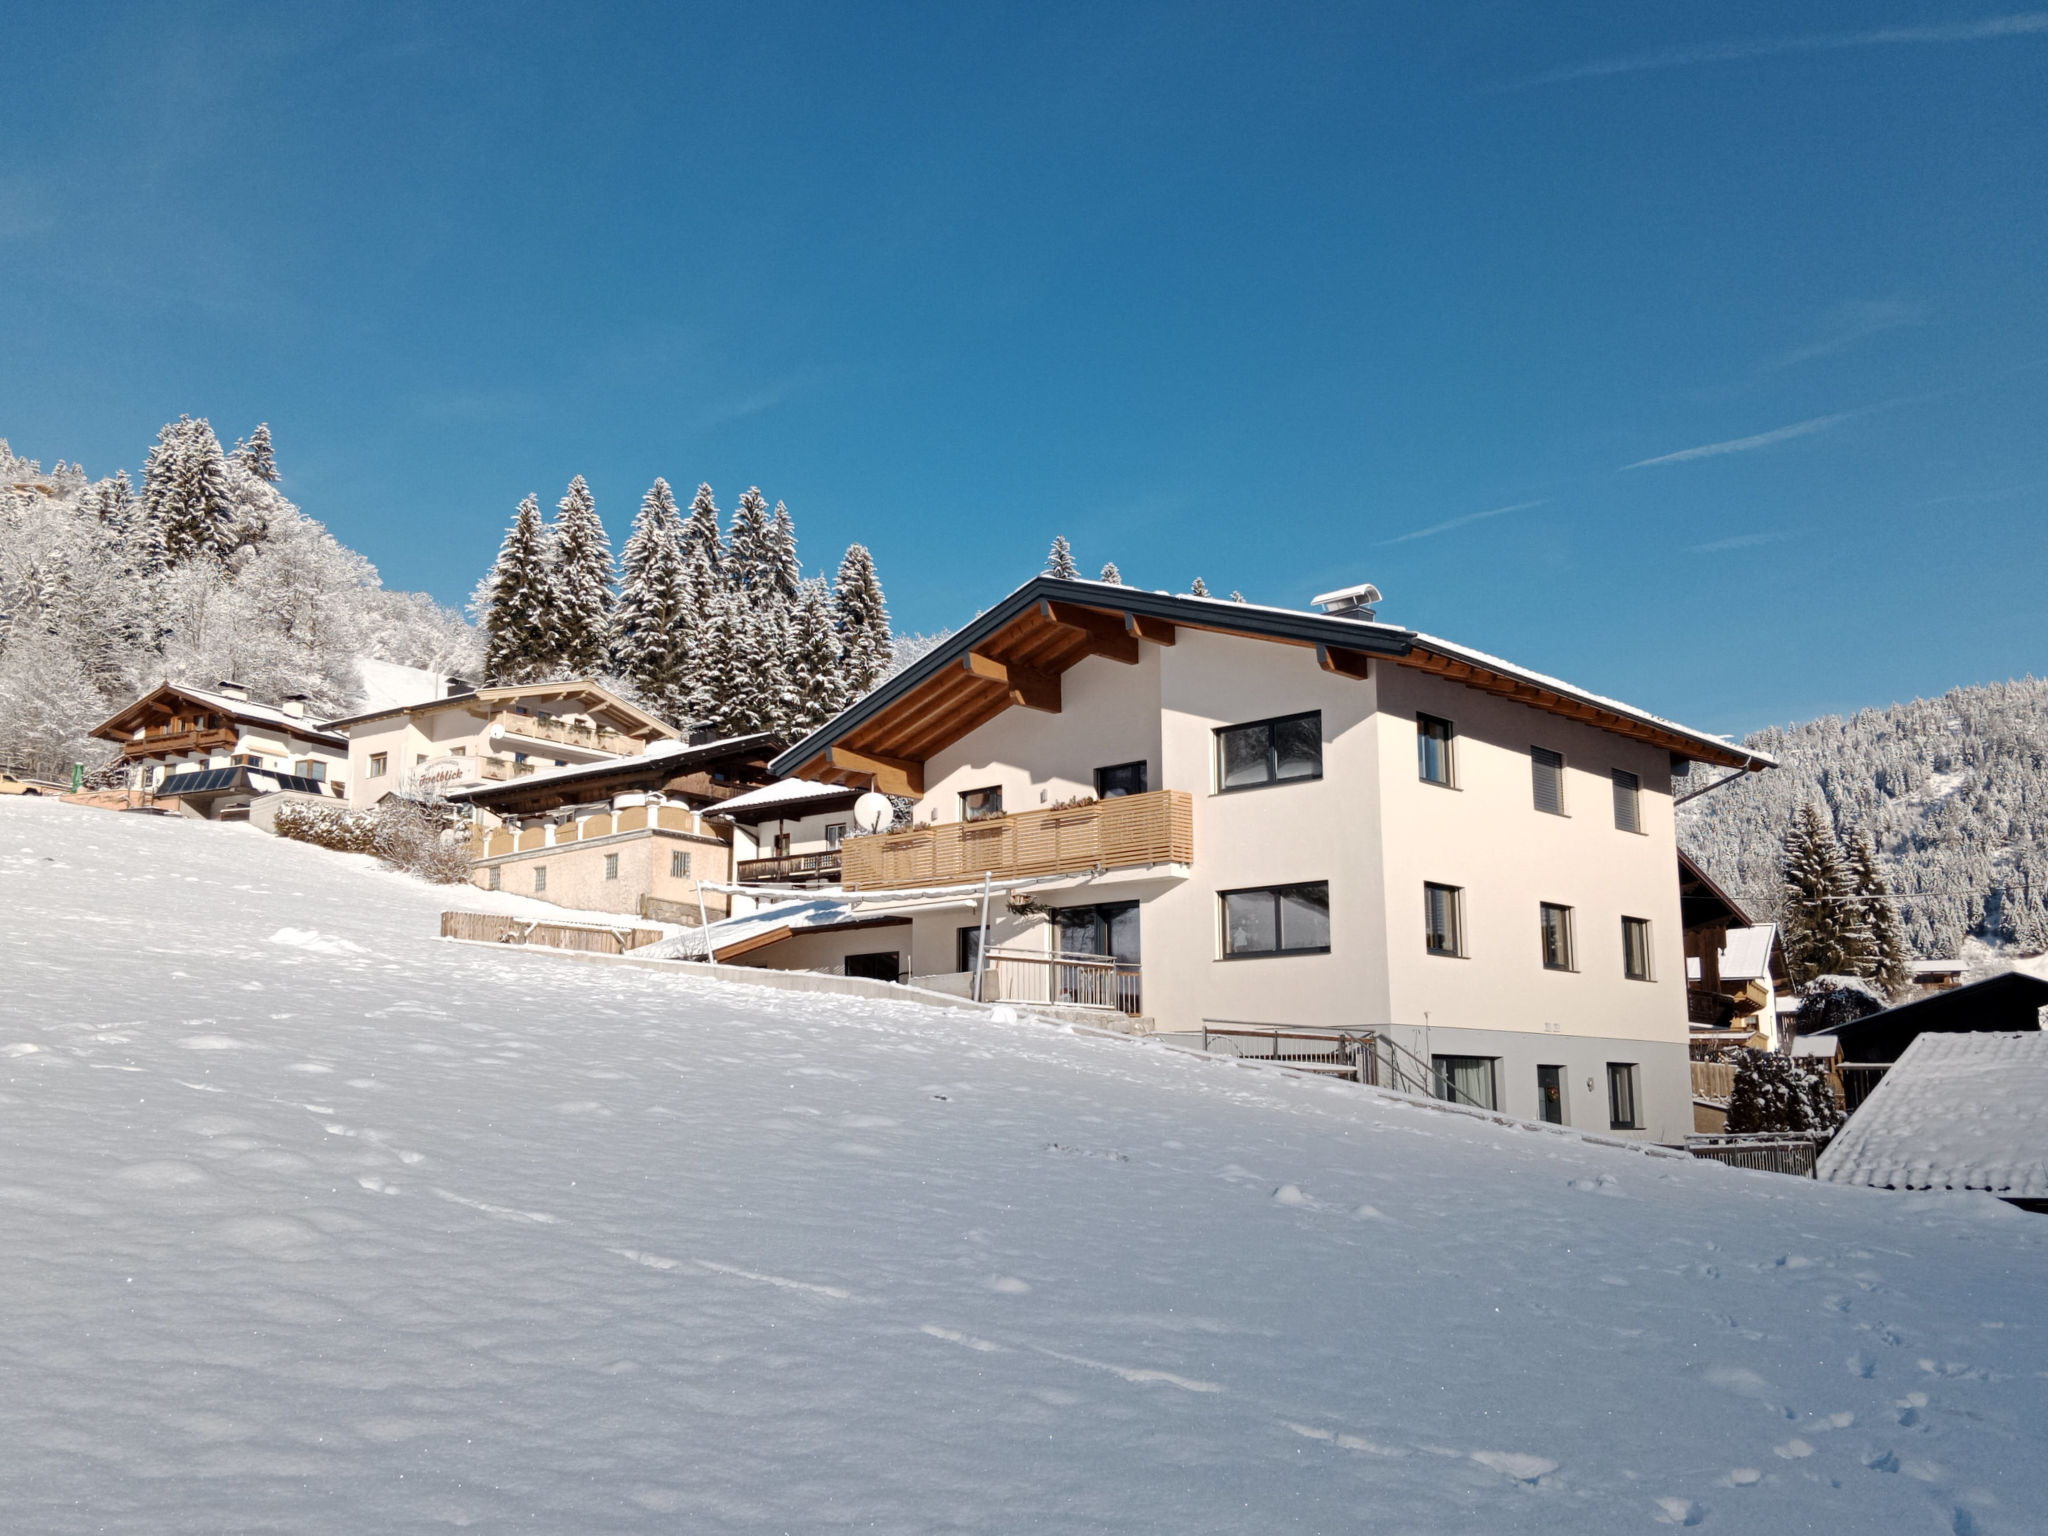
[1820,1033,2048,1197]
[2,799,2046,1534]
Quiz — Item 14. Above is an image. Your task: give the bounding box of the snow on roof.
[1790,1036,1839,1057]
[1406,632,1776,769]
[443,733,778,801]
[1909,958,1966,975]
[713,779,858,818]
[643,898,866,959]
[164,684,348,743]
[1718,924,1778,983]
[1819,1032,2048,1197]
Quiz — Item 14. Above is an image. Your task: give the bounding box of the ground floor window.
[844,951,900,982]
[604,853,619,880]
[1432,1055,1497,1110]
[1536,1064,1565,1124]
[1607,1062,1640,1130]
[670,849,691,878]
[534,865,547,894]
[488,866,501,891]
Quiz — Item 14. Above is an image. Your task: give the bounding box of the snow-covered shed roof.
[644,898,905,962]
[711,779,862,821]
[1818,1031,2048,1198]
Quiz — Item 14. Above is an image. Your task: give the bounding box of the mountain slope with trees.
[1679,677,2048,959]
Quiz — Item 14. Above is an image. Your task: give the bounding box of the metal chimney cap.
[1310,582,1383,615]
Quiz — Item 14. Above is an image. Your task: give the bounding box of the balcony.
[121,726,237,759]
[985,947,1143,1015]
[737,851,844,884]
[476,756,537,782]
[488,711,645,758]
[839,789,1193,891]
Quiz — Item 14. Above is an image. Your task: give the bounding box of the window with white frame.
[604,853,619,880]
[670,850,691,879]
[534,865,547,893]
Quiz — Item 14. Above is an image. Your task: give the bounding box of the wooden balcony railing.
[121,727,237,759]
[839,789,1193,891]
[737,851,843,883]
[476,756,536,781]
[490,711,644,756]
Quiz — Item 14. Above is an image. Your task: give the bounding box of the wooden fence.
[440,911,664,955]
[840,790,1192,890]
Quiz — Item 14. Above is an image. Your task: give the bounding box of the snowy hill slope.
[1679,677,2048,957]
[1,802,2045,1534]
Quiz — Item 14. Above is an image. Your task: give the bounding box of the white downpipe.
[972,872,993,1004]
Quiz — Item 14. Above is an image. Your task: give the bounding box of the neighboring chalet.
[324,680,677,809]
[1678,853,1789,1052]
[1819,1031,2048,1211]
[446,734,784,922]
[90,682,351,815]
[744,575,1775,1143]
[716,779,867,890]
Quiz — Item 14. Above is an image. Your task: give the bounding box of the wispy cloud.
[1688,530,1794,553]
[1772,298,1925,368]
[1380,499,1548,545]
[1528,13,2048,86]
[1623,413,1852,470]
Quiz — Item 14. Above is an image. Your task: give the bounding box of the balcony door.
[1050,902,1141,1013]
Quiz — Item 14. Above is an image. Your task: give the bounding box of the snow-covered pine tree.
[143,417,237,566]
[726,488,773,596]
[1045,535,1078,580]
[681,483,723,580]
[1189,577,1210,597]
[233,423,279,484]
[609,478,695,720]
[1723,1051,1843,1135]
[481,495,552,683]
[547,476,614,676]
[833,543,891,699]
[1230,590,1246,602]
[1842,829,1911,997]
[784,578,848,734]
[1099,562,1122,584]
[687,587,754,734]
[767,501,802,602]
[1779,804,1874,986]
[749,589,798,734]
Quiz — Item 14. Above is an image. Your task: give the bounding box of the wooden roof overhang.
[88,682,347,750]
[770,577,1772,794]
[449,736,782,816]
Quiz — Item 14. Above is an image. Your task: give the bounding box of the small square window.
[604,853,619,880]
[1417,715,1455,786]
[824,823,846,848]
[1424,882,1463,956]
[368,753,388,778]
[1607,1063,1641,1130]
[670,850,692,879]
[1539,902,1575,970]
[488,866,501,891]
[1532,747,1565,815]
[1095,761,1148,799]
[534,865,547,894]
[1612,769,1642,833]
[1622,917,1653,980]
[961,786,1004,822]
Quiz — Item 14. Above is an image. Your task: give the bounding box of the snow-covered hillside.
[2,801,2044,1534]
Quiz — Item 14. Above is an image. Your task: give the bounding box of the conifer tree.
[610,478,694,719]
[785,577,849,733]
[1189,577,1210,597]
[547,476,614,676]
[681,482,724,579]
[233,423,279,483]
[1843,828,1911,998]
[1230,590,1247,602]
[1099,562,1122,584]
[1045,535,1078,580]
[687,588,754,734]
[143,417,236,566]
[833,543,892,698]
[482,495,551,683]
[1780,804,1873,986]
[726,487,773,595]
[1724,1051,1843,1135]
[767,501,802,602]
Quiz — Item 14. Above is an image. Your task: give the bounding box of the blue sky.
[3,4,2044,735]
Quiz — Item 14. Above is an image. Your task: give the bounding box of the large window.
[1432,1055,1497,1110]
[1612,768,1642,833]
[1424,882,1464,956]
[1095,761,1148,799]
[1221,882,1330,957]
[1217,712,1321,791]
[1622,916,1654,981]
[1417,715,1455,786]
[1539,902,1575,970]
[1607,1063,1641,1130]
[961,786,1004,822]
[1531,747,1565,814]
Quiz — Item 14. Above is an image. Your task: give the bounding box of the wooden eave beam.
[713,925,794,962]
[1126,613,1176,646]
[1316,643,1373,681]
[827,746,924,797]
[962,652,1061,713]
[1038,601,1140,664]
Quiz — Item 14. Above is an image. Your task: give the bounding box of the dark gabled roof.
[1679,850,1754,932]
[156,766,335,797]
[768,576,1774,786]
[1812,970,2048,1064]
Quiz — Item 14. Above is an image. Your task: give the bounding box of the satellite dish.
[853,791,893,833]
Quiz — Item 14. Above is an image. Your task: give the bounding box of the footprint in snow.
[1568,1173,1621,1195]
[1272,1184,1311,1206]
[986,1275,1031,1294]
[1724,1468,1762,1486]
[1653,1496,1703,1526]
[1469,1451,1558,1484]
[1774,1439,1815,1459]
